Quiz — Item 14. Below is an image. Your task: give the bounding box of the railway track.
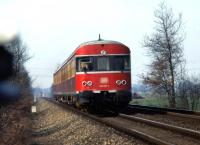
[119,114,200,138]
[128,104,200,115]
[127,105,200,120]
[123,104,200,131]
[47,98,200,145]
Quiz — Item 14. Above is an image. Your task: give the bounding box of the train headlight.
[87,81,92,86]
[122,80,127,85]
[116,80,122,85]
[82,81,87,86]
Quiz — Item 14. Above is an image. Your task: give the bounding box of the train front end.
[75,40,132,110]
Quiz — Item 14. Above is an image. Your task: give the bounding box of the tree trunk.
[165,24,176,108]
[168,95,176,108]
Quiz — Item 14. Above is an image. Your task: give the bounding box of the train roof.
[78,39,127,48]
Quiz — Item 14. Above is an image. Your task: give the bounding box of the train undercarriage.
[54,90,132,114]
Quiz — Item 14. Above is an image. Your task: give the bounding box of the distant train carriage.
[53,37,131,112]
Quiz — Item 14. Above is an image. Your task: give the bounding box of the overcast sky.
[0,0,200,88]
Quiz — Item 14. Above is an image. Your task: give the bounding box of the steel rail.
[129,105,200,115]
[167,112,200,120]
[128,105,200,120]
[119,113,200,139]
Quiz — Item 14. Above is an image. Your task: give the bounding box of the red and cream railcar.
[53,38,131,110]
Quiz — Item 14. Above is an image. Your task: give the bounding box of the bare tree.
[6,37,30,78]
[5,36,32,95]
[142,2,185,108]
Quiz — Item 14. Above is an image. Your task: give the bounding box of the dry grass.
[0,96,32,145]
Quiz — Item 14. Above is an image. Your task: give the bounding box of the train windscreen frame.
[76,55,130,72]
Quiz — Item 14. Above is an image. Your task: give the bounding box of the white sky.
[0,0,200,88]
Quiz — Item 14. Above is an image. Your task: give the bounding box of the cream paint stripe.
[75,54,129,57]
[76,71,130,74]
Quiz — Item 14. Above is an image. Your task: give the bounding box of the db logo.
[100,77,108,84]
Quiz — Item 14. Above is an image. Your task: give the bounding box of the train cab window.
[111,55,130,71]
[97,57,109,71]
[124,56,130,70]
[77,57,94,72]
[112,56,124,70]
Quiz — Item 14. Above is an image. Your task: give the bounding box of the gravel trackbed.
[31,98,147,145]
